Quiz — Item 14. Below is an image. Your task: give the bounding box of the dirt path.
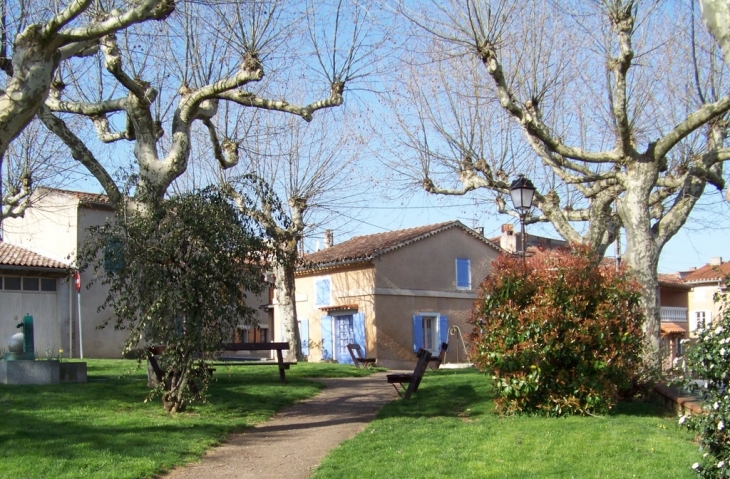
[162,372,396,479]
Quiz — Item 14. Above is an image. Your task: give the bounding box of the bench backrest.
[347,343,365,360]
[404,348,433,399]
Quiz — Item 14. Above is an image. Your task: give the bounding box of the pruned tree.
[0,0,174,218]
[223,110,370,361]
[385,0,730,358]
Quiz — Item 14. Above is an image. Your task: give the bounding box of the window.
[412,314,448,353]
[41,278,57,292]
[241,327,268,343]
[422,316,436,351]
[0,276,58,292]
[23,277,40,291]
[4,276,21,290]
[456,258,471,289]
[315,278,331,306]
[696,311,712,330]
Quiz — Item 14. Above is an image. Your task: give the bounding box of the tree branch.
[37,106,123,206]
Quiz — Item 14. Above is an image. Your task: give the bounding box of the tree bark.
[273,257,302,362]
[617,157,662,364]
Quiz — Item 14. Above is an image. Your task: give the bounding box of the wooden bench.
[347,343,376,369]
[386,348,432,399]
[428,342,449,370]
[214,342,295,383]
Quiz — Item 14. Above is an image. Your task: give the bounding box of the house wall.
[373,228,495,291]
[687,282,724,335]
[294,265,376,362]
[372,228,497,369]
[75,206,126,358]
[3,193,78,262]
[659,286,689,308]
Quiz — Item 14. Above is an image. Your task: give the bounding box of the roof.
[658,273,690,288]
[661,322,687,335]
[0,242,70,270]
[681,262,730,284]
[37,186,112,209]
[299,221,501,271]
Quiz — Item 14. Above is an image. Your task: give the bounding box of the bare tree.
[223,110,370,361]
[0,0,174,218]
[386,0,730,357]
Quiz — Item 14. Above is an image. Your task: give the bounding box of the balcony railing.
[661,306,688,322]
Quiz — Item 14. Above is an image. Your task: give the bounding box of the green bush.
[469,246,645,416]
[680,275,730,478]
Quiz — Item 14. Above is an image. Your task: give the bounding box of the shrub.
[680,275,730,478]
[469,246,645,416]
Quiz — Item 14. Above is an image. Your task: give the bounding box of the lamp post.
[509,175,536,263]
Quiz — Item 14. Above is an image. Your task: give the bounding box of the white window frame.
[691,310,712,332]
[455,258,471,290]
[421,313,440,352]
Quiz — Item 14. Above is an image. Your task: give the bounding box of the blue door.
[336,315,355,363]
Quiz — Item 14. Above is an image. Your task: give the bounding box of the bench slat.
[222,342,290,351]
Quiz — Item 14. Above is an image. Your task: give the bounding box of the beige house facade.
[681,258,730,334]
[292,221,502,369]
[2,188,126,358]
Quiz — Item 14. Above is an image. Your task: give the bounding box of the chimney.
[324,230,333,248]
[500,223,517,253]
[710,256,723,266]
[474,226,484,236]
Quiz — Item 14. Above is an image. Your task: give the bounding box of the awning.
[661,322,687,335]
[319,303,359,312]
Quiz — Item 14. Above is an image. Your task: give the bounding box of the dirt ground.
[162,372,397,479]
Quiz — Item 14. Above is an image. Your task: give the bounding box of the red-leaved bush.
[469,246,645,416]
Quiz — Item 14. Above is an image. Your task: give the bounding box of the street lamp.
[509,174,536,262]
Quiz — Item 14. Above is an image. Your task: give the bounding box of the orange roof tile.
[681,262,730,284]
[661,322,687,335]
[0,242,70,270]
[299,221,501,271]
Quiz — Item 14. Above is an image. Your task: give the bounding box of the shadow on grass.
[378,370,494,420]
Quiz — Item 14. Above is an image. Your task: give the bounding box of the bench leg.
[276,349,287,383]
[390,383,404,398]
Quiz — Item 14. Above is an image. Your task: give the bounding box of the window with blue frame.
[456,258,471,289]
[413,314,448,353]
[314,278,331,306]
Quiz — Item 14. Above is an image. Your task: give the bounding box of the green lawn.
[0,359,378,479]
[312,369,702,479]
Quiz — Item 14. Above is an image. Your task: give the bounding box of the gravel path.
[162,372,396,479]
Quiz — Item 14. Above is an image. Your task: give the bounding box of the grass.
[0,359,380,479]
[311,369,702,479]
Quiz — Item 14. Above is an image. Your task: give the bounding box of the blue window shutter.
[439,315,449,345]
[413,315,423,352]
[321,316,333,360]
[353,313,366,355]
[456,258,471,288]
[315,279,331,306]
[299,320,309,356]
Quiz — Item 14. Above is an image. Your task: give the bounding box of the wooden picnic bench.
[147,342,295,384]
[347,343,376,369]
[214,342,295,383]
[386,348,432,399]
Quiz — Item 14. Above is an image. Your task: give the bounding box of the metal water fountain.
[5,314,35,361]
